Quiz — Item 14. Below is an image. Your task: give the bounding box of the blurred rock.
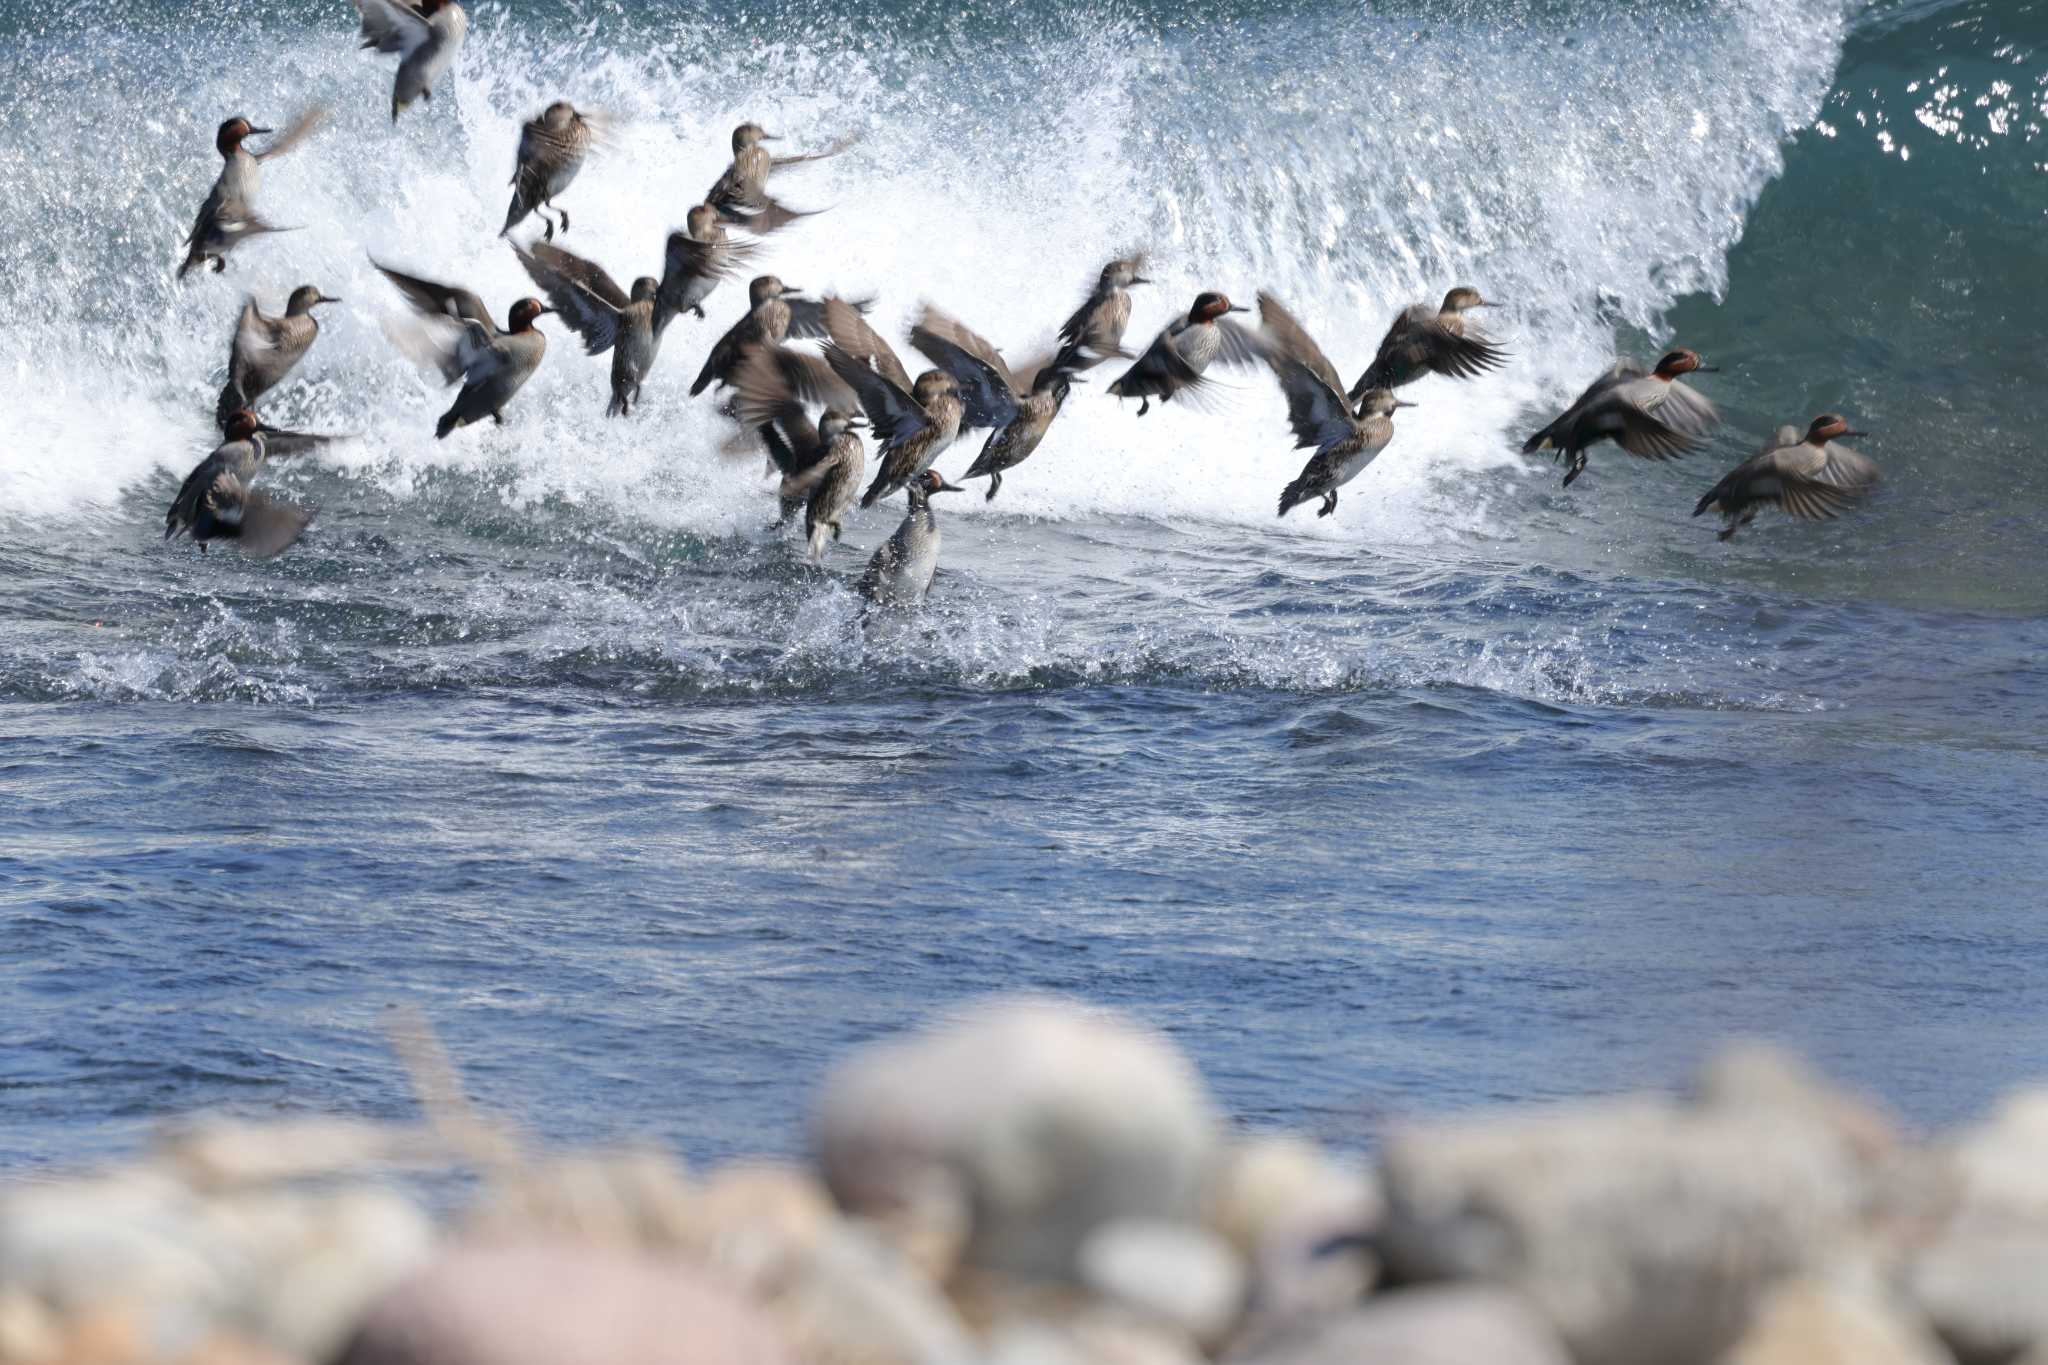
[0,1168,429,1364]
[1231,1285,1571,1365]
[983,1305,1203,1365]
[756,1221,976,1365]
[1207,1138,1379,1259]
[1905,1088,2048,1365]
[691,1163,838,1286]
[1692,1044,1901,1167]
[1907,1220,2048,1365]
[464,1149,697,1251]
[1378,1094,1865,1365]
[337,1242,796,1365]
[1206,1138,1378,1328]
[1077,1219,1245,1345]
[159,1118,435,1192]
[1719,1278,1954,1365]
[813,997,1221,1280]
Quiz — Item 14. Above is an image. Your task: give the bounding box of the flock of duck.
[164,0,1883,609]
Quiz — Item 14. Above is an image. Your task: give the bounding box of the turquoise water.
[3,0,2046,1167]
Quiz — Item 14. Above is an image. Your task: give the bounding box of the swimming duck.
[214,285,341,431]
[821,302,965,507]
[1056,253,1150,370]
[374,262,552,437]
[704,122,849,234]
[908,305,1085,500]
[1693,415,1879,541]
[513,241,677,417]
[658,204,762,323]
[1107,292,1266,416]
[859,469,963,609]
[177,110,323,280]
[1347,287,1508,399]
[1522,349,1721,486]
[354,0,468,122]
[502,101,605,241]
[733,349,870,560]
[165,409,329,556]
[1258,293,1413,518]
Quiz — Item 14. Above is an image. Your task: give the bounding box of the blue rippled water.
[3,0,2046,1169]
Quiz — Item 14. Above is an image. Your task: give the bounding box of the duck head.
[223,409,263,441]
[285,285,341,315]
[1806,413,1868,444]
[509,297,554,331]
[919,469,964,496]
[1355,388,1416,419]
[733,122,777,151]
[913,369,959,405]
[1653,348,1717,378]
[684,204,721,240]
[1441,286,1494,312]
[819,407,867,441]
[1188,292,1246,324]
[1103,255,1151,289]
[215,117,269,156]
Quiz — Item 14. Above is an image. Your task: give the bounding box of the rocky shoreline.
[2,996,2042,1365]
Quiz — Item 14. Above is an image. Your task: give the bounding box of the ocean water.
[3,0,2047,1170]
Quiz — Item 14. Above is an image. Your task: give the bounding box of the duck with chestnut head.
[177,109,323,280]
[1694,415,1879,541]
[1107,291,1267,417]
[1522,348,1722,486]
[373,261,554,438]
[165,409,333,558]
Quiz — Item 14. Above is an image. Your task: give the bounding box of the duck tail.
[1522,420,1560,455]
[435,407,461,440]
[1278,474,1314,518]
[1692,484,1722,518]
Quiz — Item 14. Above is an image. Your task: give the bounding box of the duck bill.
[316,295,342,306]
[1226,305,1249,313]
[1843,429,1871,438]
[1693,364,1721,373]
[248,126,274,136]
[934,478,966,494]
[845,418,869,430]
[1393,400,1418,408]
[1130,275,1152,285]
